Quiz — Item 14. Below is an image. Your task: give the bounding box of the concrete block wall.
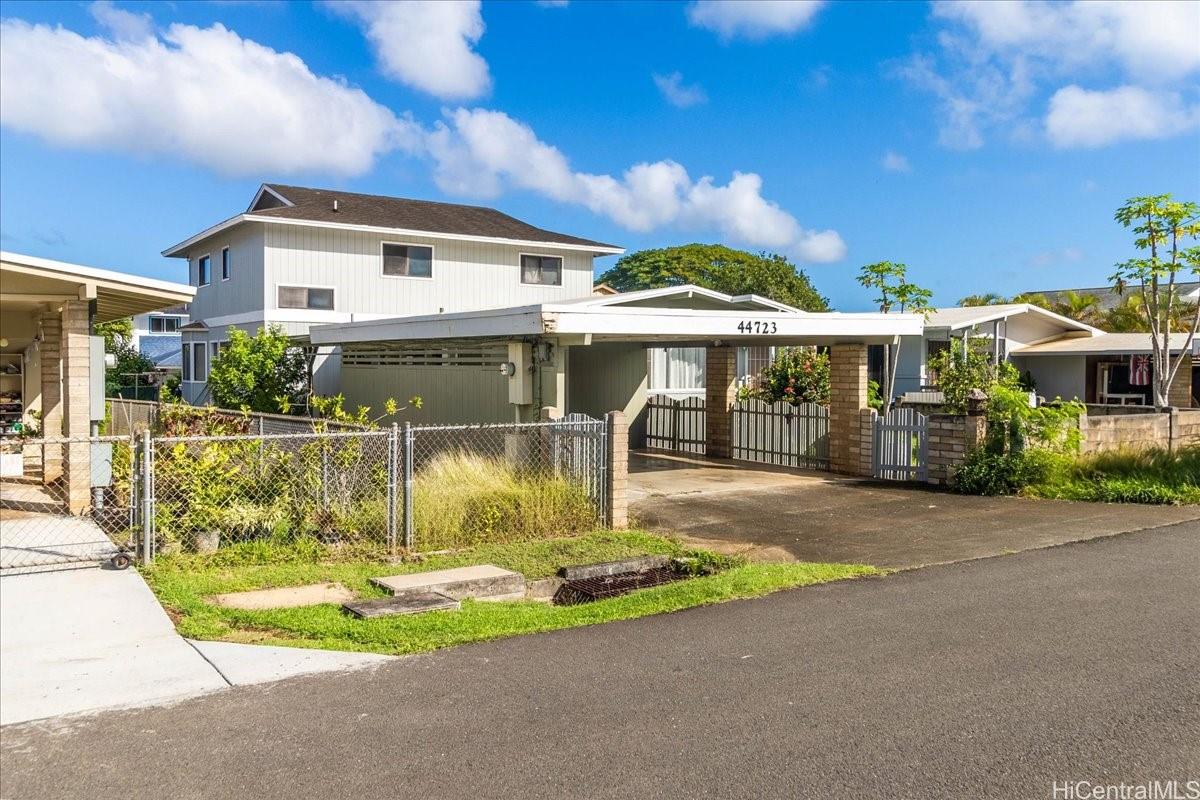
[38,311,63,483]
[1168,354,1193,408]
[1079,413,1171,454]
[1172,408,1200,448]
[926,413,987,486]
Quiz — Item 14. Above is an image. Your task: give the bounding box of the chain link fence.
[1,415,608,568]
[0,436,138,572]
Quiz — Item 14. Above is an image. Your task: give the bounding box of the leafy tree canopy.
[597,244,830,311]
[208,325,307,414]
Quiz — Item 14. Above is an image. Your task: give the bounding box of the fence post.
[387,422,398,554]
[140,429,153,564]
[604,411,628,529]
[403,422,414,550]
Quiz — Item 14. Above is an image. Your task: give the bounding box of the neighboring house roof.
[926,303,1102,335]
[162,183,624,257]
[592,283,618,296]
[1026,283,1200,312]
[0,251,194,323]
[309,284,923,347]
[1012,332,1194,356]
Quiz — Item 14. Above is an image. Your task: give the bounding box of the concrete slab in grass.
[344,592,460,618]
[210,582,356,610]
[372,565,525,602]
[187,640,396,685]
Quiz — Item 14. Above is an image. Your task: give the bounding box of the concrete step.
[343,592,460,619]
[372,565,525,602]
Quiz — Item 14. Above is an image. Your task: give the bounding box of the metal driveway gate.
[732,399,830,470]
[873,407,929,481]
[645,394,706,454]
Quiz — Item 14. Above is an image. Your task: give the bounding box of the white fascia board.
[1,250,194,299]
[939,304,1102,336]
[551,310,923,341]
[163,214,624,258]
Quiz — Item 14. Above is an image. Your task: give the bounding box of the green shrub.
[952,447,1066,496]
[739,348,829,406]
[413,452,598,550]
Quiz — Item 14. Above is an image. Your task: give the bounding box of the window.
[381,243,433,278]
[210,341,224,364]
[221,247,231,281]
[197,255,211,287]
[181,343,192,381]
[649,347,705,394]
[192,341,207,382]
[521,254,562,286]
[278,285,335,310]
[149,316,181,334]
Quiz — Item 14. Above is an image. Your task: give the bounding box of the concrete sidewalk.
[0,567,394,726]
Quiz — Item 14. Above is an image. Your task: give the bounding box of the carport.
[309,285,922,477]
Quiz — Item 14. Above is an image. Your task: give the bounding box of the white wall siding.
[265,225,595,316]
[1010,355,1087,403]
[186,223,266,321]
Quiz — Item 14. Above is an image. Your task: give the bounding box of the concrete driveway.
[630,450,1200,569]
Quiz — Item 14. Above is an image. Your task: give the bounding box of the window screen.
[278,286,335,310]
[382,243,433,278]
[521,255,562,286]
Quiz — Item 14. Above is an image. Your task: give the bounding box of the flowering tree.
[741,348,830,405]
[1111,195,1200,409]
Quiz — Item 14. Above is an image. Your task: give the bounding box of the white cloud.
[686,0,825,41]
[880,150,912,173]
[653,71,708,108]
[0,20,415,176]
[900,0,1200,149]
[328,0,490,100]
[89,1,153,41]
[1027,246,1083,267]
[426,108,845,261]
[1045,85,1200,148]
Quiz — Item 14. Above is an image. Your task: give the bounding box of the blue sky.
[1,0,1198,310]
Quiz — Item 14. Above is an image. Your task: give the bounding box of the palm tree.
[1049,291,1103,326]
[957,292,1009,307]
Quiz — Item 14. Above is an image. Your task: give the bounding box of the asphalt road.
[3,522,1198,800]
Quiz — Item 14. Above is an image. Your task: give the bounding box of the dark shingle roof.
[251,184,619,251]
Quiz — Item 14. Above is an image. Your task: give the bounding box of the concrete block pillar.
[61,300,92,514]
[38,311,63,483]
[605,410,629,529]
[830,343,871,476]
[1168,354,1193,408]
[704,346,737,459]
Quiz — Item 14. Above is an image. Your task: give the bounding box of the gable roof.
[551,284,803,313]
[925,303,1102,335]
[1026,283,1200,312]
[161,184,622,258]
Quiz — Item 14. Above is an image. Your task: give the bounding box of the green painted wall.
[567,342,649,446]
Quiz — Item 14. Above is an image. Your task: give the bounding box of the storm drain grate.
[553,566,683,605]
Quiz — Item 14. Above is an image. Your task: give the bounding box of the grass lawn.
[142,530,879,656]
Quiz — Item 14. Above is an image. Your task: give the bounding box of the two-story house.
[162,183,625,405]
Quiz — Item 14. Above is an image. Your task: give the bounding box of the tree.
[1047,291,1103,327]
[957,292,1009,307]
[857,262,933,414]
[597,244,830,311]
[1110,194,1200,409]
[207,325,307,413]
[106,341,155,396]
[94,317,133,350]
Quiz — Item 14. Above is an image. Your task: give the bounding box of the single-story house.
[889,303,1196,407]
[308,284,922,446]
[0,251,194,510]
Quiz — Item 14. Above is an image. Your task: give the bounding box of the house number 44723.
[737,320,778,334]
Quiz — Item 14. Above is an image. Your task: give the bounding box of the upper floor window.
[221,247,231,281]
[197,255,211,287]
[278,285,335,310]
[381,242,433,278]
[521,254,562,286]
[149,316,181,334]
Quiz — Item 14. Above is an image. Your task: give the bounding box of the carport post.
[604,411,628,529]
[704,346,737,459]
[829,343,873,477]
